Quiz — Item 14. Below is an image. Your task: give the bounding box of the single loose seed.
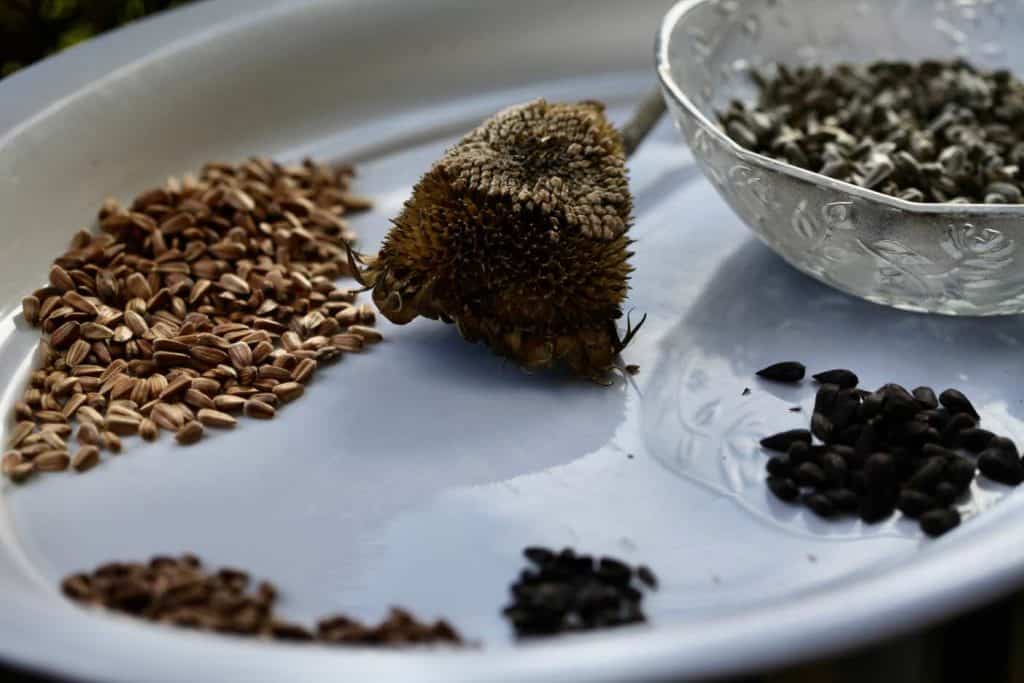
[978,450,1024,486]
[228,342,252,368]
[184,389,215,410]
[347,325,382,343]
[756,361,805,383]
[105,415,141,436]
[176,420,204,445]
[291,358,316,383]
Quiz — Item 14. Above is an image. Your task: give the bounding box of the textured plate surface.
[2,1,1024,682]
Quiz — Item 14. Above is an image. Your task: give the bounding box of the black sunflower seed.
[756,361,806,383]
[760,429,812,452]
[939,389,979,419]
[813,369,859,389]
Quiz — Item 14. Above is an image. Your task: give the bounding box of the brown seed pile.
[719,59,1024,204]
[62,554,463,647]
[5,158,380,482]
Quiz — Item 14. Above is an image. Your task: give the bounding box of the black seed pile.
[502,547,657,638]
[719,59,1024,204]
[759,367,1022,537]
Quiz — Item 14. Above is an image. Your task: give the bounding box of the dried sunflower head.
[361,98,638,377]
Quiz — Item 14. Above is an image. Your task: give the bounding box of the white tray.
[2,1,1024,681]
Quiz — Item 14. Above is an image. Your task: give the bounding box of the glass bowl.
[656,0,1024,316]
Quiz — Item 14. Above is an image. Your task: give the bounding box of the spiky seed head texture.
[366,98,635,376]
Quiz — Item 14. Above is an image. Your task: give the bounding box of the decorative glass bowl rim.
[655,0,1024,215]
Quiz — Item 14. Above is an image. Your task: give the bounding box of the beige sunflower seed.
[36,450,70,472]
[22,296,39,325]
[243,399,276,420]
[213,395,246,413]
[103,431,122,452]
[130,380,150,407]
[154,351,191,368]
[124,310,149,336]
[281,331,302,352]
[76,405,105,425]
[197,409,237,428]
[219,273,250,295]
[34,410,66,424]
[159,375,191,401]
[40,423,71,437]
[2,451,23,475]
[272,382,304,403]
[175,420,204,445]
[40,430,66,450]
[77,421,101,446]
[66,339,91,367]
[61,394,88,419]
[106,415,142,436]
[291,358,317,383]
[148,374,169,396]
[9,462,34,482]
[257,365,292,382]
[191,378,221,396]
[228,342,252,368]
[138,418,159,441]
[49,265,75,291]
[150,403,183,431]
[72,446,100,472]
[331,333,364,352]
[347,325,382,343]
[192,346,229,366]
[50,321,80,348]
[109,375,136,400]
[184,389,215,410]
[63,290,99,316]
[8,421,34,448]
[125,272,153,300]
[14,401,33,420]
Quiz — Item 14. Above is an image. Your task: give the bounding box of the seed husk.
[175,420,204,445]
[756,361,805,383]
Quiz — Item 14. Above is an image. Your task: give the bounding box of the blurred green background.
[0,0,196,78]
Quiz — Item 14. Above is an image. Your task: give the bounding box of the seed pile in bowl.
[718,59,1024,204]
[502,546,657,637]
[62,554,463,646]
[756,363,1022,537]
[4,158,380,482]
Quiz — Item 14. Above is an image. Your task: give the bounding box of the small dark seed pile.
[502,547,657,638]
[62,555,463,647]
[719,59,1024,204]
[759,367,1022,537]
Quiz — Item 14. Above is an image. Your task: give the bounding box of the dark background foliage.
[0,0,195,78]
